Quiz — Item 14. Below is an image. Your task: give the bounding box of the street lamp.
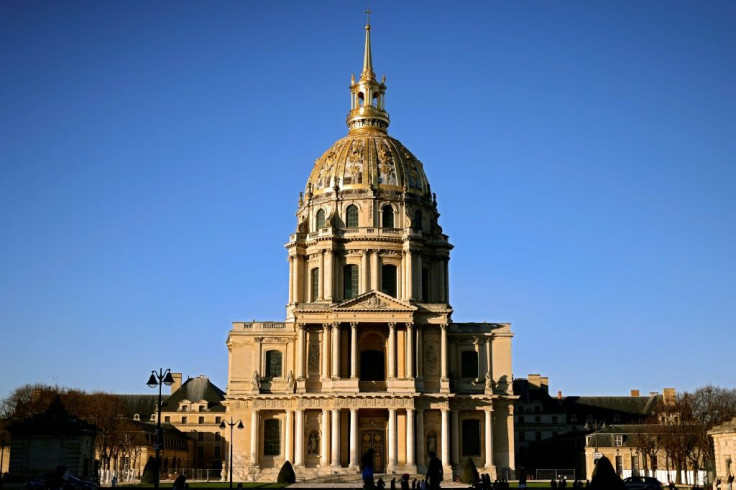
[147,369,175,490]
[219,417,244,489]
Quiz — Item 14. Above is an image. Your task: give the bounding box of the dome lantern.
[347,20,390,133]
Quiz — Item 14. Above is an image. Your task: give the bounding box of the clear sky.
[1,1,735,401]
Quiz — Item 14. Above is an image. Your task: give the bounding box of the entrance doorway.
[361,430,385,473]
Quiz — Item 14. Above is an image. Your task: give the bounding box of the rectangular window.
[264,419,281,456]
[198,405,205,412]
[215,416,222,424]
[266,350,283,378]
[311,268,319,302]
[615,435,623,446]
[164,416,170,423]
[381,265,397,297]
[182,416,188,424]
[615,455,623,475]
[461,351,479,378]
[461,419,481,456]
[343,265,358,299]
[198,416,204,424]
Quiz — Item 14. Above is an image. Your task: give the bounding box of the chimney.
[630,389,640,397]
[528,374,541,389]
[541,377,550,394]
[663,388,676,407]
[557,390,563,400]
[170,372,182,394]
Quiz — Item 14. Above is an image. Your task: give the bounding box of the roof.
[563,395,660,417]
[118,394,161,420]
[162,376,225,413]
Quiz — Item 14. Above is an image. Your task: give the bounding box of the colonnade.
[246,406,495,471]
[294,321,448,381]
[287,248,450,305]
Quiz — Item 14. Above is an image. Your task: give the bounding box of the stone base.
[387,378,417,393]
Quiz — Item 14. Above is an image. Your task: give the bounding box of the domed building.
[224,20,516,482]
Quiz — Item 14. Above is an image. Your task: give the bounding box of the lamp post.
[147,369,175,490]
[219,417,244,489]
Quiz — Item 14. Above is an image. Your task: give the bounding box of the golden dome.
[306,132,430,197]
[304,22,430,198]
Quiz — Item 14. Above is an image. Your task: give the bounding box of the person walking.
[729,474,734,490]
[426,451,443,490]
[362,448,376,489]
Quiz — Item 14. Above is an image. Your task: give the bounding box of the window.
[381,265,397,297]
[461,420,480,456]
[382,205,394,228]
[346,205,358,228]
[264,419,281,456]
[214,446,221,458]
[215,432,221,441]
[614,435,623,446]
[310,268,319,302]
[198,416,204,424]
[198,405,205,412]
[461,351,479,378]
[343,264,358,299]
[181,406,189,412]
[197,432,204,441]
[518,415,525,424]
[265,350,283,378]
[316,209,325,229]
[215,416,222,424]
[615,455,623,475]
[164,416,170,423]
[182,416,188,424]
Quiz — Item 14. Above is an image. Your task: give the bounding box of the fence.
[535,469,576,481]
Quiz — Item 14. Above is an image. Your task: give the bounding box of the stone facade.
[709,416,736,482]
[224,21,516,482]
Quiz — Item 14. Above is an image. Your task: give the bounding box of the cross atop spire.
[363,8,372,25]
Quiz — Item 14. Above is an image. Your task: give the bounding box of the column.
[388,408,397,470]
[486,338,493,389]
[325,249,333,301]
[250,410,259,466]
[331,409,340,467]
[285,410,294,463]
[406,323,414,379]
[288,257,294,304]
[400,251,407,300]
[293,255,302,303]
[331,323,340,379]
[484,409,493,469]
[440,324,448,380]
[297,324,306,379]
[444,259,449,303]
[406,408,416,467]
[416,327,423,378]
[370,249,379,291]
[256,339,263,377]
[350,322,358,379]
[405,250,413,300]
[349,408,359,469]
[320,409,329,467]
[437,258,446,303]
[441,409,450,466]
[322,324,331,379]
[295,410,305,466]
[506,405,515,470]
[388,323,396,379]
[319,250,325,300]
[361,250,370,294]
[451,410,460,466]
[415,253,423,301]
[416,409,425,468]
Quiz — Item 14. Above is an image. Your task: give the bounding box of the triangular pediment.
[333,291,416,312]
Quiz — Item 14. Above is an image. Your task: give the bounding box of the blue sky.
[1,1,734,401]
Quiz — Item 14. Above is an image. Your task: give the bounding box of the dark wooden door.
[361,430,385,473]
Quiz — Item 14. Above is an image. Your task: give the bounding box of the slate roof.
[118,394,161,420]
[162,376,225,413]
[563,395,661,418]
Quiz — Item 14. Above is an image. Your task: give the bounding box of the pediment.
[333,291,416,312]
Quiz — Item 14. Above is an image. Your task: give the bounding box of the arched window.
[382,264,397,297]
[414,210,423,230]
[346,205,359,228]
[382,205,394,228]
[310,268,319,302]
[316,209,325,229]
[343,264,358,299]
[265,350,283,378]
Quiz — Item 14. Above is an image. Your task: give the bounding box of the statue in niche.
[252,370,261,390]
[426,431,437,455]
[286,370,295,392]
[307,431,320,455]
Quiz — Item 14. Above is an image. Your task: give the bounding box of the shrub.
[141,457,157,484]
[460,457,479,484]
[277,460,296,484]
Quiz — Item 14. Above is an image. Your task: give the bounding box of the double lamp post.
[146,368,175,490]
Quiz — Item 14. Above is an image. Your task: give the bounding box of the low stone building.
[709,416,736,482]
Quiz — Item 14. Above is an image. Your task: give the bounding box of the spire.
[347,14,390,133]
[361,22,374,81]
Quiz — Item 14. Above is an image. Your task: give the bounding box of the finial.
[361,9,374,80]
[364,8,372,26]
